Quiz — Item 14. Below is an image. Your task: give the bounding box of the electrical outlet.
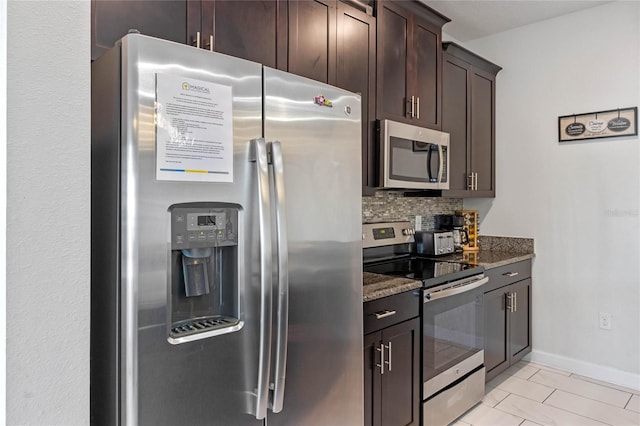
[415,215,422,231]
[599,312,612,330]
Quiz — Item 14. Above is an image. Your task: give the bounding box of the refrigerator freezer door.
[263,68,364,425]
[102,34,266,425]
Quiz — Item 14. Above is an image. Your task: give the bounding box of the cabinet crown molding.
[443,42,502,75]
[381,0,451,28]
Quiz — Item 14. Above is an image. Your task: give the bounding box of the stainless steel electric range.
[363,221,488,426]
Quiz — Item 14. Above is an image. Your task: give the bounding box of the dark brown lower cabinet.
[484,260,532,382]
[365,317,420,426]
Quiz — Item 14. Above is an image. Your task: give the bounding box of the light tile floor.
[452,361,640,426]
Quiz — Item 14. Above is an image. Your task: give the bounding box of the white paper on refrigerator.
[155,73,233,182]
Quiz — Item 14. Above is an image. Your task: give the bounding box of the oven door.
[422,274,487,398]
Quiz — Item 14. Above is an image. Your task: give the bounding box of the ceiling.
[420,0,613,42]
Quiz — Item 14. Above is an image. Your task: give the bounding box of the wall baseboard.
[525,350,640,392]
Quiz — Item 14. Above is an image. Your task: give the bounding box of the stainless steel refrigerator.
[91,34,363,426]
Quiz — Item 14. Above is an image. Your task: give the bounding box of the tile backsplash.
[362,191,463,231]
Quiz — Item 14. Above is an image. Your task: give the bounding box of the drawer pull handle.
[374,310,397,320]
[503,272,519,277]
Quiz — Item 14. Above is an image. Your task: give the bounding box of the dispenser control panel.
[171,205,238,249]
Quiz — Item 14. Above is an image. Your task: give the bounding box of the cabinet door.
[287,0,337,84]
[91,0,196,60]
[381,318,420,426]
[336,2,376,194]
[484,286,508,381]
[412,17,441,130]
[470,67,496,196]
[376,1,410,123]
[442,53,471,194]
[210,0,286,69]
[509,279,532,362]
[364,332,382,426]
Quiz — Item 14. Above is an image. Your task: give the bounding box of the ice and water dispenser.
[168,203,242,343]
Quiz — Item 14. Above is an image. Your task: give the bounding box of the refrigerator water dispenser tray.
[170,315,240,338]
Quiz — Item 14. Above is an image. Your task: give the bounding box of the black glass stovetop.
[364,255,484,289]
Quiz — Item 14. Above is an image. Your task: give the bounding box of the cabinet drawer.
[484,260,532,293]
[364,290,420,334]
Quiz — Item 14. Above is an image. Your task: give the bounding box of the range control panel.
[171,205,239,249]
[362,221,415,249]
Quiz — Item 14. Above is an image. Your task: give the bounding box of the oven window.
[389,137,431,183]
[422,288,483,383]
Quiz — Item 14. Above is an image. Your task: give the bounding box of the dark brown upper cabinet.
[92,0,286,68]
[209,1,287,70]
[441,42,501,198]
[92,0,200,61]
[287,0,337,84]
[376,0,449,130]
[336,1,376,194]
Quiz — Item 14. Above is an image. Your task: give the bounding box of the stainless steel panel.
[91,44,122,426]
[423,367,485,426]
[263,68,364,425]
[423,350,484,398]
[362,221,415,248]
[119,34,263,426]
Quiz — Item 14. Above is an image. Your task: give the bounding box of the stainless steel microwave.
[379,119,450,190]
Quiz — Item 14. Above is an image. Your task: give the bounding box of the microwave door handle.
[426,145,433,181]
[438,144,444,183]
[427,145,440,182]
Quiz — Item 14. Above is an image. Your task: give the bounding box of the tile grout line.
[541,388,556,404]
[623,393,632,410]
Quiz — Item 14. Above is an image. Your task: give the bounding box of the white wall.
[462,1,640,388]
[6,1,90,424]
[1,0,7,420]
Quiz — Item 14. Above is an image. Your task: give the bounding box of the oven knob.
[402,228,415,236]
[424,293,431,301]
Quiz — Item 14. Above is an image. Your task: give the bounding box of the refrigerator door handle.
[268,141,289,413]
[249,138,273,420]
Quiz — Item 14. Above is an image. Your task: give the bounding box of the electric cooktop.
[362,221,484,289]
[364,256,483,289]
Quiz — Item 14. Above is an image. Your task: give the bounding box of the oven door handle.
[423,276,489,302]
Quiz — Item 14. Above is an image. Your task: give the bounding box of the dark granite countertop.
[432,250,535,270]
[363,272,422,302]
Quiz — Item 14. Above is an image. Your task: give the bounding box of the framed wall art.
[558,107,637,142]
